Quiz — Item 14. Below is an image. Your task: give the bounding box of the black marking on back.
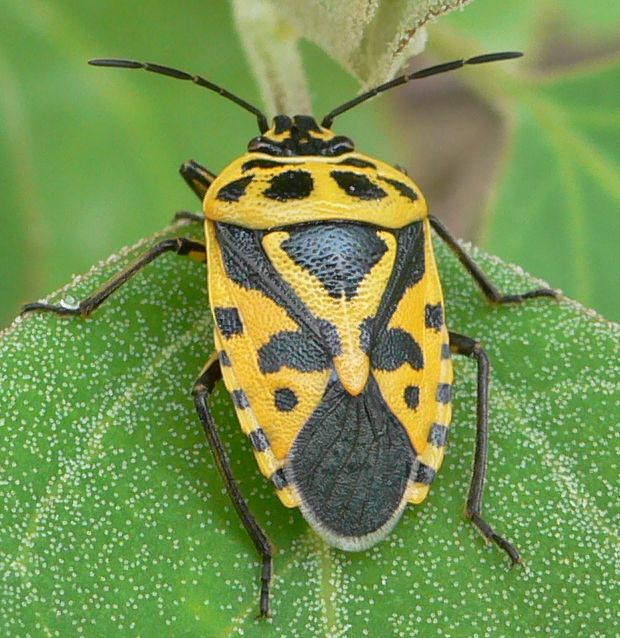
[281,224,388,300]
[378,176,418,202]
[250,428,270,452]
[216,223,330,348]
[425,303,444,330]
[263,170,314,201]
[214,307,243,338]
[330,170,387,200]
[436,383,452,404]
[359,317,374,354]
[428,423,449,447]
[371,327,424,371]
[317,319,342,357]
[219,351,232,367]
[258,330,333,373]
[242,158,285,171]
[232,389,249,409]
[364,221,426,359]
[288,376,415,538]
[336,157,376,169]
[216,175,254,202]
[404,386,420,409]
[441,343,452,360]
[271,468,288,490]
[413,462,436,485]
[274,388,298,412]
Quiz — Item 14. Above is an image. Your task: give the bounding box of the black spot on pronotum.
[335,157,376,169]
[232,389,249,409]
[274,388,298,412]
[271,468,288,490]
[216,175,254,201]
[263,170,314,201]
[378,176,418,202]
[404,386,420,409]
[413,462,436,485]
[425,303,444,330]
[214,307,243,338]
[441,343,451,360]
[250,428,270,452]
[330,170,387,200]
[219,351,232,367]
[428,423,449,447]
[241,158,285,171]
[436,383,452,404]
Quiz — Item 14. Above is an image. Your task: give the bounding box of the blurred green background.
[1,0,619,327]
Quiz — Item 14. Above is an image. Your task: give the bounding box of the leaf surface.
[1,223,617,637]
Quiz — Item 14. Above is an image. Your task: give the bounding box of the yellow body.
[206,153,427,229]
[203,144,453,520]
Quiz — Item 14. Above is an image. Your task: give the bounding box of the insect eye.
[247,136,284,155]
[327,136,355,156]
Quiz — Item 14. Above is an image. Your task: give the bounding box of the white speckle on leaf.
[0,223,618,636]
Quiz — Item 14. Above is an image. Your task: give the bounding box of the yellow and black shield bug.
[22,52,558,617]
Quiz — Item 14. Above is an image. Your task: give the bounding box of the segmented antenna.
[89,58,269,133]
[321,51,523,128]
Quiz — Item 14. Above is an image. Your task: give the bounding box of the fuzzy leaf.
[231,0,471,115]
[1,222,618,636]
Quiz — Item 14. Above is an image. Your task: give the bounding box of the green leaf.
[2,223,618,636]
[484,61,620,323]
[429,6,620,321]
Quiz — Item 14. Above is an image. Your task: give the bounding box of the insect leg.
[22,237,206,317]
[449,331,521,565]
[429,215,558,303]
[180,159,217,201]
[173,211,205,224]
[193,355,273,618]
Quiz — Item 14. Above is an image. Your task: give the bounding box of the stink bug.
[23,52,558,617]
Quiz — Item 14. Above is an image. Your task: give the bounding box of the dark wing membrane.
[287,375,414,545]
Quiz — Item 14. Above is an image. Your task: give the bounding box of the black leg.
[22,237,206,317]
[193,356,273,617]
[173,211,205,224]
[430,215,558,303]
[180,159,217,201]
[449,331,521,565]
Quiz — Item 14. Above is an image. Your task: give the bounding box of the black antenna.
[321,51,523,128]
[89,58,269,133]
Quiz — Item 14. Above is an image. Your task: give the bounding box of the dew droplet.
[60,295,79,310]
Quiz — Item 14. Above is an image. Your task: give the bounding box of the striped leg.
[180,159,216,201]
[450,331,521,565]
[173,211,206,223]
[21,237,206,317]
[173,159,216,223]
[193,355,273,618]
[430,216,558,303]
